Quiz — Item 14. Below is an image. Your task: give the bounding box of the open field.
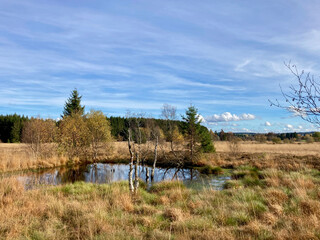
[199,141,320,171]
[214,141,320,156]
[0,142,319,172]
[1,166,320,239]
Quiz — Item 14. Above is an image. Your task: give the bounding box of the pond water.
[2,163,230,190]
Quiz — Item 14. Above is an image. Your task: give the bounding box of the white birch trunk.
[151,135,158,180]
[128,129,134,193]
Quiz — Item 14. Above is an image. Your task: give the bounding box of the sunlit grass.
[1,166,320,239]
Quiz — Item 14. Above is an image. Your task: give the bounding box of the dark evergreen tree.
[109,116,128,140]
[219,129,226,141]
[199,126,215,153]
[182,105,201,158]
[0,114,28,143]
[62,89,85,118]
[10,120,22,142]
[182,105,215,159]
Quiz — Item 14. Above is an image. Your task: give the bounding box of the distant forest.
[0,114,207,143]
[1,114,319,143]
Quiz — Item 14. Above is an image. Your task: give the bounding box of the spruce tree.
[199,126,215,153]
[182,105,215,160]
[182,105,202,159]
[62,89,85,118]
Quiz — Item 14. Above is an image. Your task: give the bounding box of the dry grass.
[1,141,320,172]
[1,167,320,239]
[201,152,320,171]
[215,141,320,156]
[0,142,186,172]
[1,141,320,239]
[0,143,69,172]
[197,141,320,171]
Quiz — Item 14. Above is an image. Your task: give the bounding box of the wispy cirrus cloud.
[0,0,320,132]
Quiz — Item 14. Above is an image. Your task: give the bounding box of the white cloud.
[234,59,251,72]
[265,121,271,126]
[286,124,293,129]
[205,112,256,123]
[197,114,206,123]
[288,106,308,118]
[241,128,251,132]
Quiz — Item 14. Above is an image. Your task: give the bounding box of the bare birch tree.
[151,133,158,180]
[161,104,185,166]
[128,128,134,193]
[147,121,164,180]
[126,112,145,194]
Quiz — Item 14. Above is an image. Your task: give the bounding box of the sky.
[0,0,320,133]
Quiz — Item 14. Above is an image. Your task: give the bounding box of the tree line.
[211,130,320,143]
[1,114,319,145]
[0,113,213,152]
[0,90,215,163]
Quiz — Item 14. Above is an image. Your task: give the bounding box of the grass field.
[1,141,319,172]
[1,142,320,239]
[1,166,320,239]
[214,141,320,156]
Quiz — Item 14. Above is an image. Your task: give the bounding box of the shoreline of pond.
[2,162,232,191]
[0,155,227,176]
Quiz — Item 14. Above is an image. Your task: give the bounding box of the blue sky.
[0,0,320,133]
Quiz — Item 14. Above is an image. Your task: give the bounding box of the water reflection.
[6,163,230,190]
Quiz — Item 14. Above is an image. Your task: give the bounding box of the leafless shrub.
[228,137,241,156]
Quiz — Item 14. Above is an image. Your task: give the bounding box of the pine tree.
[62,89,85,118]
[182,105,201,160]
[182,105,215,160]
[199,126,215,153]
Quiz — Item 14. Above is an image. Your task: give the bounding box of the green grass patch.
[249,200,268,216]
[226,212,250,226]
[196,165,223,175]
[224,180,244,189]
[149,181,185,193]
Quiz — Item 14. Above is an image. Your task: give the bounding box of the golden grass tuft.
[264,188,288,205]
[299,199,320,215]
[0,177,24,206]
[163,208,184,222]
[114,192,135,212]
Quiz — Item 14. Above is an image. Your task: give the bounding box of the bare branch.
[269,62,320,127]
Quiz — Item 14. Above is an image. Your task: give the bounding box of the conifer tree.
[182,105,215,160]
[62,89,85,118]
[182,105,202,160]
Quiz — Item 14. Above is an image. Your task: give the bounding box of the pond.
[2,163,230,190]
